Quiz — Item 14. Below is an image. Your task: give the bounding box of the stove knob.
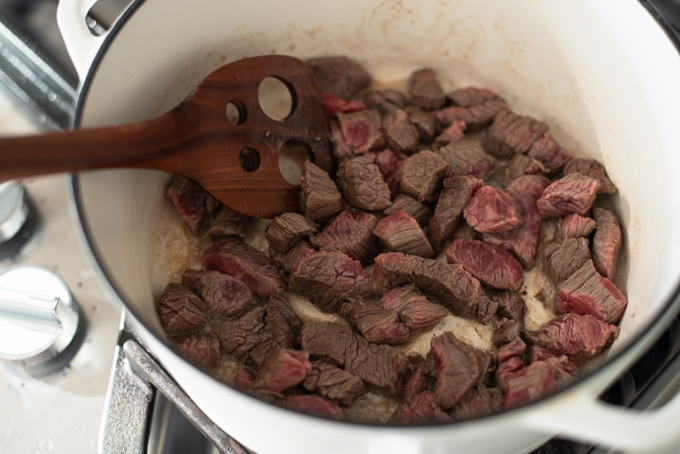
[0,267,81,373]
[0,182,37,260]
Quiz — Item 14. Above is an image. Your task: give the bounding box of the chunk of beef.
[365,89,407,114]
[303,361,366,406]
[289,250,373,312]
[400,150,449,203]
[523,313,619,357]
[158,283,207,335]
[495,356,525,392]
[484,111,549,158]
[537,174,599,218]
[405,106,437,142]
[306,57,371,99]
[430,332,486,409]
[344,335,410,397]
[321,93,366,116]
[337,110,386,154]
[234,366,256,389]
[251,348,311,393]
[336,155,392,210]
[438,139,495,178]
[447,87,500,107]
[494,292,526,322]
[277,394,344,420]
[464,186,522,233]
[299,322,357,366]
[433,120,467,148]
[528,133,571,173]
[428,175,483,251]
[403,355,430,402]
[555,260,627,324]
[329,118,354,160]
[505,154,546,182]
[526,345,562,363]
[299,161,344,220]
[446,239,524,291]
[269,240,314,280]
[433,100,508,129]
[543,237,591,287]
[563,158,617,195]
[249,291,303,368]
[592,208,622,280]
[266,213,317,252]
[309,209,379,265]
[392,391,453,425]
[373,210,434,258]
[373,253,496,324]
[555,214,597,243]
[503,361,555,410]
[482,175,550,269]
[383,109,420,153]
[384,194,432,227]
[222,306,265,360]
[450,385,504,421]
[545,355,577,385]
[176,332,220,368]
[181,270,255,319]
[494,318,521,346]
[408,69,445,110]
[340,297,410,345]
[166,177,218,232]
[381,284,447,332]
[366,148,403,198]
[205,206,251,240]
[498,339,527,364]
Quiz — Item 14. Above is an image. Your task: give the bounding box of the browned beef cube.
[373,252,497,324]
[329,118,354,160]
[408,69,445,110]
[383,109,420,153]
[251,348,311,393]
[430,331,487,409]
[201,237,285,298]
[505,154,546,182]
[528,133,571,173]
[321,93,365,116]
[289,250,373,312]
[543,237,591,286]
[527,346,562,363]
[537,174,599,218]
[310,209,379,265]
[438,140,495,179]
[373,211,434,258]
[299,322,358,366]
[447,87,500,107]
[176,331,220,368]
[592,208,622,280]
[433,120,466,148]
[380,284,447,332]
[306,57,371,99]
[337,110,386,154]
[498,339,527,364]
[266,213,317,252]
[555,259,627,324]
[269,240,314,280]
[205,206,251,240]
[303,361,366,406]
[484,111,549,158]
[181,270,255,319]
[366,148,403,198]
[503,361,555,410]
[446,239,524,291]
[222,306,265,361]
[166,177,219,232]
[555,214,597,243]
[433,100,508,128]
[249,291,302,368]
[481,175,550,269]
[464,186,522,233]
[494,292,526,322]
[494,318,521,347]
[384,194,432,227]
[523,313,619,357]
[392,391,453,425]
[400,150,449,203]
[365,89,407,114]
[495,356,525,392]
[277,394,344,420]
[405,106,437,142]
[402,355,430,403]
[336,155,392,210]
[344,335,410,397]
[158,283,207,335]
[299,161,344,220]
[234,366,256,389]
[450,385,504,421]
[340,297,410,345]
[428,175,483,251]
[563,158,617,194]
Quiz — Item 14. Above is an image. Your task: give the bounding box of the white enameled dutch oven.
[55,0,680,452]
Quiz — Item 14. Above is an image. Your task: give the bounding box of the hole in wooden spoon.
[279,139,312,185]
[239,147,260,172]
[226,100,247,125]
[258,77,295,121]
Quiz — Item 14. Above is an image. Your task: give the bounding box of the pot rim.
[68,0,680,430]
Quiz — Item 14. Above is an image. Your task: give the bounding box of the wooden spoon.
[0,55,334,219]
